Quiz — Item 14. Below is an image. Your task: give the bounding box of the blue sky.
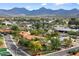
[0,3,79,10]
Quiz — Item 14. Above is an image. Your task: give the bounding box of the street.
[3,34,79,56]
[46,45,79,56]
[3,34,30,56]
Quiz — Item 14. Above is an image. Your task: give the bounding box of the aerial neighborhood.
[0,3,79,56]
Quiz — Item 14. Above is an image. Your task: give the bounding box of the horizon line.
[1,7,79,11]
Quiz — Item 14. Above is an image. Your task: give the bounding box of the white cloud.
[1,0,79,4]
[26,6,32,10]
[41,3,47,6]
[55,3,64,5]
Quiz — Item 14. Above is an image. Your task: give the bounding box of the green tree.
[30,30,39,35]
[68,31,77,35]
[30,41,43,52]
[19,39,31,47]
[50,37,61,50]
[11,25,20,31]
[30,29,45,35]
[63,38,73,47]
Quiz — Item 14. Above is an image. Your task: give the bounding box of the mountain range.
[0,7,79,17]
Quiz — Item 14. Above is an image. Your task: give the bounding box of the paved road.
[46,45,79,56]
[3,34,30,56]
[3,34,79,56]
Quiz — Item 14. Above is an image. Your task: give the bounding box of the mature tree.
[11,25,20,31]
[68,31,77,35]
[68,18,79,29]
[63,38,73,47]
[19,38,31,47]
[30,40,43,52]
[30,30,39,35]
[30,29,45,35]
[50,37,61,50]
[46,32,59,38]
[33,23,41,29]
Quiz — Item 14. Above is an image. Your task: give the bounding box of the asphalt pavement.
[46,45,79,56]
[3,34,79,56]
[3,34,30,56]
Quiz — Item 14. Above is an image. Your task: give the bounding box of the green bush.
[19,39,31,47]
[68,49,79,55]
[0,48,7,52]
[68,31,79,35]
[68,31,77,35]
[0,51,12,56]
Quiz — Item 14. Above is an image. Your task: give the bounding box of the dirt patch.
[74,52,79,56]
[0,44,5,48]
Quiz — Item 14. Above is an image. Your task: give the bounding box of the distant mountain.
[30,7,53,15]
[0,7,79,17]
[8,7,30,14]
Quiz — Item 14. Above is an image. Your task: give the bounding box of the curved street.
[46,45,79,56]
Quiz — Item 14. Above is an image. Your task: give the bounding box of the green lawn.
[0,48,7,52]
[0,48,12,56]
[0,35,12,56]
